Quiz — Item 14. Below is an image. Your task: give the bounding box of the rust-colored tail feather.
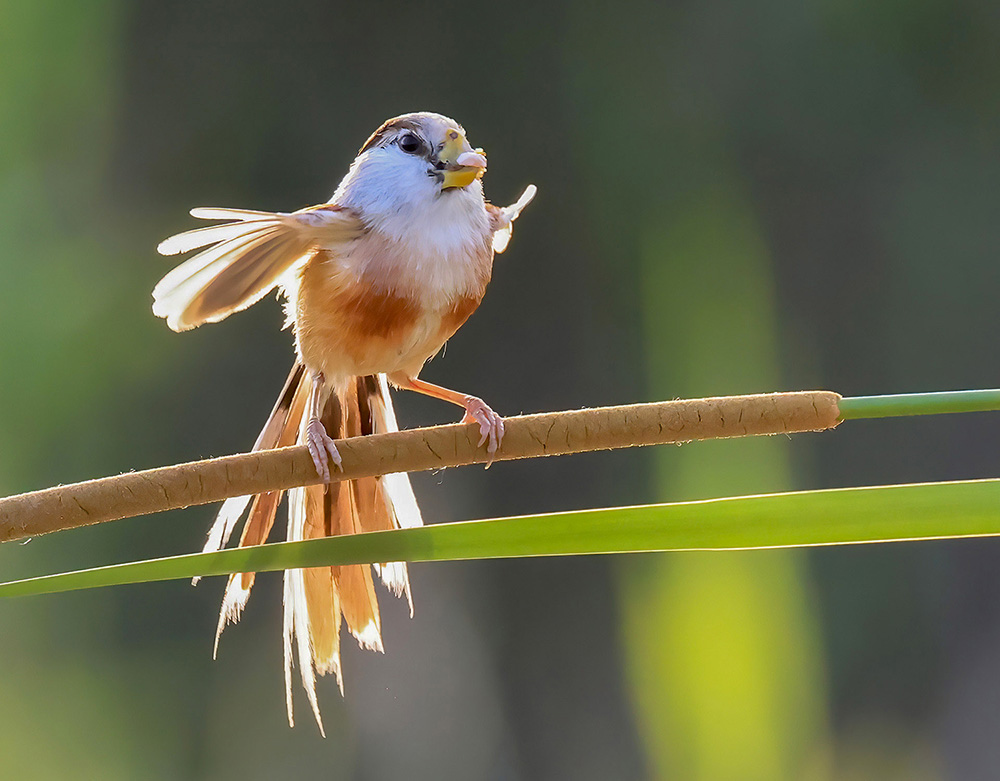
[199,364,422,734]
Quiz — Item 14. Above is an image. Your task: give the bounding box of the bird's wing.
[489,184,537,254]
[152,204,365,332]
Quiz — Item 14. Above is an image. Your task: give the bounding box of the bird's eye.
[398,133,422,154]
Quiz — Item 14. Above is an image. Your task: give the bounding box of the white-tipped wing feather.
[153,205,364,332]
[157,220,277,256]
[492,184,536,254]
[189,206,278,221]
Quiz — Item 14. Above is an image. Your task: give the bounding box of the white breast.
[327,147,493,307]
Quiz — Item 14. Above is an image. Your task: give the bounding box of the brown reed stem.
[0,391,842,543]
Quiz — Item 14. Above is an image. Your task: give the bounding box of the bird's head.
[331,112,493,243]
[356,112,488,192]
[335,112,488,207]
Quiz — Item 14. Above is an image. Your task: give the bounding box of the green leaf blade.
[2,478,999,599]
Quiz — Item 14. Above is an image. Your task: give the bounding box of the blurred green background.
[2,1,1000,778]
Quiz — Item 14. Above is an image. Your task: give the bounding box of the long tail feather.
[304,483,342,677]
[211,365,309,651]
[281,374,424,733]
[311,382,383,654]
[284,485,326,735]
[196,363,305,577]
[196,365,425,733]
[367,374,422,612]
[212,489,282,657]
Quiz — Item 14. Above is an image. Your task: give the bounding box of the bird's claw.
[306,417,342,482]
[461,396,504,466]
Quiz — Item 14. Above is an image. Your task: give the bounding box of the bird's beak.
[439,129,487,189]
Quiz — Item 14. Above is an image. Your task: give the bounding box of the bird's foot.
[306,417,342,482]
[461,396,505,463]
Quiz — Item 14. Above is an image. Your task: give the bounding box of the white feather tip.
[492,184,537,253]
[507,184,537,220]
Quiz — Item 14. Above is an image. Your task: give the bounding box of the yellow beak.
[439,128,487,189]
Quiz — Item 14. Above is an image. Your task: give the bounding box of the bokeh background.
[2,1,1000,778]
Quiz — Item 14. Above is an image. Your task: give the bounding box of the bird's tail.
[199,364,422,736]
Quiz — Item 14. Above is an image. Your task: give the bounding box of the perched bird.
[152,111,535,733]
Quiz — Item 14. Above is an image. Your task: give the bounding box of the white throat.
[332,147,490,256]
[325,146,493,306]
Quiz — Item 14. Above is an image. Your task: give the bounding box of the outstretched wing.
[489,184,536,254]
[152,204,365,332]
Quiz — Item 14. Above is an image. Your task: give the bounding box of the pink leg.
[305,373,342,482]
[389,374,505,457]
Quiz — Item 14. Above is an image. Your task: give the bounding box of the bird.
[152,111,535,734]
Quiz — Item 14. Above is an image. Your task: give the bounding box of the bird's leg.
[305,372,342,482]
[389,373,505,457]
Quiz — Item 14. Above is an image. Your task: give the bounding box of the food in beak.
[456,150,487,168]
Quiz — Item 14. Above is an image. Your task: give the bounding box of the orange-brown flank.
[294,250,486,380]
[438,294,482,343]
